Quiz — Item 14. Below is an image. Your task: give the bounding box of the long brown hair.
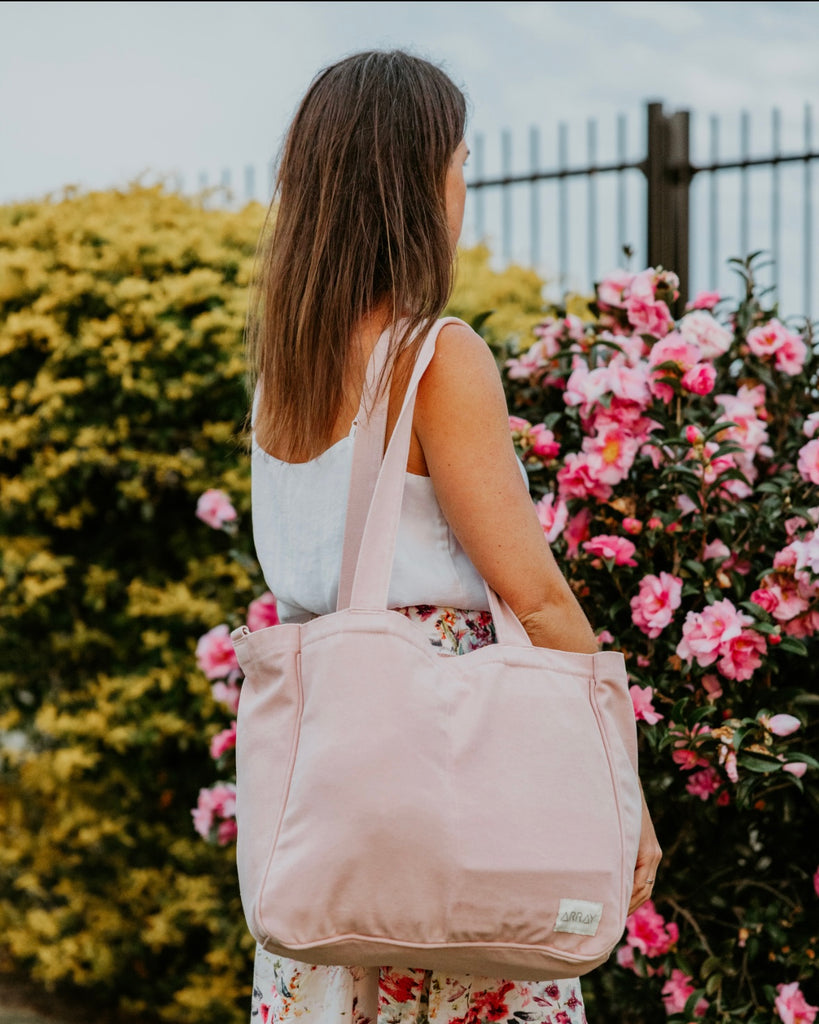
[246,50,467,460]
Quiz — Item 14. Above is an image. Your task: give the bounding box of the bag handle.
[342,318,531,648]
[336,326,393,612]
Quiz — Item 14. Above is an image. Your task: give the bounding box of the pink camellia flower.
[717,628,767,681]
[506,345,549,381]
[597,629,615,646]
[626,295,674,337]
[804,413,819,439]
[647,334,702,401]
[196,624,240,680]
[630,572,683,639]
[564,507,592,559]
[673,748,708,770]
[649,333,700,372]
[247,592,280,632]
[509,415,532,433]
[782,762,808,778]
[597,269,635,308]
[676,599,748,668]
[685,290,721,312]
[535,493,569,544]
[678,309,732,357]
[681,361,717,395]
[751,588,780,615]
[210,720,237,760]
[623,899,679,958]
[191,782,237,840]
[584,534,638,566]
[701,674,723,702]
[529,423,561,461]
[747,319,807,375]
[784,609,819,639]
[599,358,653,407]
[615,943,637,972]
[775,981,818,1024]
[776,332,808,376]
[563,363,612,419]
[760,713,802,737]
[195,489,238,530]
[703,539,731,561]
[217,818,239,845]
[746,319,790,358]
[211,680,241,716]
[686,765,722,801]
[814,867,819,897]
[765,577,815,622]
[532,314,587,351]
[718,744,739,783]
[797,439,819,485]
[791,531,819,575]
[557,452,614,502]
[581,424,641,485]
[662,968,709,1017]
[630,684,664,725]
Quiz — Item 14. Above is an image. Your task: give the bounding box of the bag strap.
[336,326,393,612]
[342,317,531,648]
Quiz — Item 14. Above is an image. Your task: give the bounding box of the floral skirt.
[250,606,586,1024]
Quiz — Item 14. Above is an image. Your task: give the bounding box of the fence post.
[645,102,691,309]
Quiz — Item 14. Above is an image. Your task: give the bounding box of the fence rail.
[463,101,817,317]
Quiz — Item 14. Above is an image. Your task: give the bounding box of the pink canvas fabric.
[249,606,587,1024]
[232,318,642,981]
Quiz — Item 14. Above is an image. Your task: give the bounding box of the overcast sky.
[2,1,818,308]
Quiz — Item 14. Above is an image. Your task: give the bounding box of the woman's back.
[251,327,489,622]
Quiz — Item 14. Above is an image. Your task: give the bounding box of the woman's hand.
[629,786,662,914]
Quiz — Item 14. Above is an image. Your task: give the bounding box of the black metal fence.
[464,101,818,316]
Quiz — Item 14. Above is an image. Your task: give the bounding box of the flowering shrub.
[501,256,818,1023]
[0,186,265,1023]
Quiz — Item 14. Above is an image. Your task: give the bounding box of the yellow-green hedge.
[0,185,548,1021]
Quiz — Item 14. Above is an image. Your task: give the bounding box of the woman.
[246,49,661,1024]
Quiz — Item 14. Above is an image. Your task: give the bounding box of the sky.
[2,0,818,309]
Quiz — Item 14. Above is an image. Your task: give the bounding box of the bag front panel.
[258,619,455,948]
[446,657,627,957]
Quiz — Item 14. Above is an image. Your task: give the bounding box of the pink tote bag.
[231,318,642,980]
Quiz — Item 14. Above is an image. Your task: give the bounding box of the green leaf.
[699,955,723,980]
[779,637,808,656]
[784,751,819,769]
[469,310,495,334]
[705,971,723,996]
[737,751,783,773]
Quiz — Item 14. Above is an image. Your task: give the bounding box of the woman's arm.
[414,321,661,908]
[413,321,598,654]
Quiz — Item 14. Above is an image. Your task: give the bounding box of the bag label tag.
[554,898,604,936]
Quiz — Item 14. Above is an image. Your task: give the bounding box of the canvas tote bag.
[231,317,642,980]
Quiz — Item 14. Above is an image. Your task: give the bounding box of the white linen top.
[251,425,491,623]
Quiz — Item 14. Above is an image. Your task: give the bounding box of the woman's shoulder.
[418,318,504,410]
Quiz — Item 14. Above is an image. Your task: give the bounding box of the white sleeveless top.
[251,410,492,626]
